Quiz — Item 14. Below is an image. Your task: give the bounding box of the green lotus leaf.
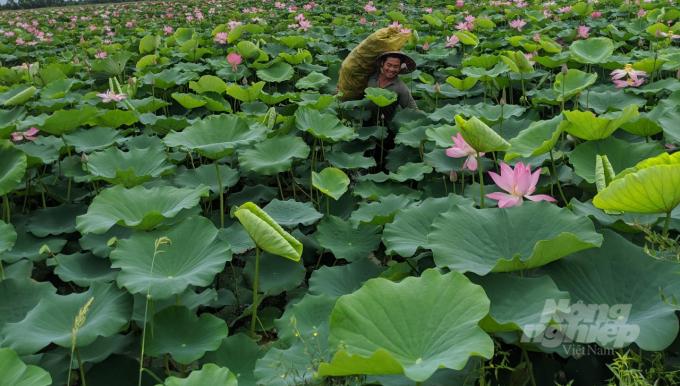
[429,202,604,275]
[593,164,680,214]
[455,30,479,46]
[326,151,375,169]
[500,51,533,73]
[279,49,313,65]
[171,93,207,109]
[312,167,350,200]
[553,69,597,101]
[0,348,51,386]
[0,278,56,335]
[454,115,510,153]
[203,333,266,386]
[95,109,139,128]
[189,75,228,94]
[41,78,80,99]
[1,85,37,107]
[0,220,16,254]
[314,216,381,262]
[578,90,646,115]
[256,62,294,83]
[562,105,639,140]
[127,97,170,114]
[15,135,63,166]
[62,127,121,153]
[234,201,302,261]
[569,37,614,64]
[620,115,663,137]
[236,40,260,59]
[26,203,86,237]
[473,274,569,334]
[382,195,474,257]
[1,283,132,355]
[295,71,330,90]
[173,164,240,194]
[139,34,160,54]
[0,141,27,196]
[226,81,265,103]
[145,306,228,364]
[445,76,479,91]
[110,216,231,300]
[254,342,318,386]
[388,162,433,182]
[262,199,322,227]
[238,135,309,175]
[364,87,398,107]
[76,185,209,234]
[461,62,510,79]
[0,223,66,264]
[163,114,268,159]
[350,194,413,226]
[47,252,117,287]
[569,137,663,183]
[629,151,680,170]
[595,154,616,193]
[295,107,356,142]
[309,258,383,298]
[1,260,32,281]
[243,251,305,296]
[40,106,100,135]
[318,269,493,382]
[86,146,174,187]
[158,364,236,386]
[0,108,26,137]
[544,230,680,350]
[505,116,564,161]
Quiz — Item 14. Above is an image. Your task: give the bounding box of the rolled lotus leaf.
[234,202,302,261]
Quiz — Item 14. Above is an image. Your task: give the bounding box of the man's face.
[381,57,402,79]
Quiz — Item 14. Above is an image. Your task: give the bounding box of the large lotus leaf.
[256,61,294,83]
[226,81,265,103]
[569,37,614,64]
[552,69,597,101]
[312,167,349,200]
[315,216,381,262]
[173,164,240,193]
[62,127,121,153]
[189,75,228,95]
[238,135,309,175]
[47,252,117,287]
[145,306,228,364]
[543,230,680,351]
[234,202,302,261]
[569,198,660,232]
[295,107,355,142]
[171,93,207,109]
[110,216,231,300]
[95,109,139,128]
[1,283,132,355]
[428,202,603,275]
[163,114,268,159]
[0,85,37,107]
[454,115,509,153]
[318,269,493,382]
[254,342,318,386]
[578,90,647,114]
[0,219,67,264]
[562,105,639,140]
[326,151,376,169]
[0,108,26,137]
[620,115,663,137]
[79,226,131,258]
[350,194,413,226]
[0,220,16,254]
[593,164,680,214]
[505,116,564,161]
[76,185,209,234]
[309,258,384,298]
[40,106,99,135]
[364,87,398,107]
[262,199,322,227]
[382,195,474,257]
[628,151,680,170]
[15,135,63,166]
[0,348,51,386]
[158,364,236,386]
[0,141,27,196]
[203,333,267,386]
[25,204,86,237]
[295,71,330,90]
[243,251,305,296]
[86,146,174,187]
[0,278,56,334]
[388,162,433,182]
[275,293,335,349]
[473,274,570,334]
[569,137,664,183]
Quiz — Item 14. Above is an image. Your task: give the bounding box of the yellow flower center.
[624,64,634,74]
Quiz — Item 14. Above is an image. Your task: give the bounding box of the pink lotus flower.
[637,9,646,17]
[576,25,590,39]
[509,18,526,31]
[95,51,107,59]
[486,162,556,208]
[591,11,602,18]
[364,1,377,13]
[298,19,312,31]
[558,6,572,13]
[227,52,242,71]
[611,64,647,88]
[359,17,367,25]
[163,26,174,35]
[445,132,484,171]
[446,34,460,47]
[97,90,126,103]
[10,127,39,142]
[214,32,228,44]
[424,7,433,13]
[456,21,473,31]
[532,33,541,42]
[456,0,464,7]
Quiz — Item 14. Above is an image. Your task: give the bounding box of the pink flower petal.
[486,192,523,208]
[463,155,478,171]
[525,194,557,203]
[446,147,468,158]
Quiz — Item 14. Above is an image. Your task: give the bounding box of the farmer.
[365,50,417,126]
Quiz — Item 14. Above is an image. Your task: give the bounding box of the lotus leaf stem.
[2,195,9,223]
[276,173,284,200]
[76,348,87,386]
[250,247,261,337]
[0,261,4,280]
[215,162,224,228]
[477,153,485,208]
[663,211,671,237]
[549,150,568,205]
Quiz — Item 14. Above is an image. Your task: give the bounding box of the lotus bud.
[433,82,441,94]
[560,64,568,75]
[500,89,507,105]
[449,171,458,182]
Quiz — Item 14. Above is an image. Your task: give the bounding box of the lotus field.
[2,0,680,385]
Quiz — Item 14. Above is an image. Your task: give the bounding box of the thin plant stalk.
[250,247,261,337]
[549,150,568,205]
[215,162,224,228]
[663,211,671,237]
[67,297,94,386]
[477,153,485,208]
[276,174,285,200]
[2,195,9,223]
